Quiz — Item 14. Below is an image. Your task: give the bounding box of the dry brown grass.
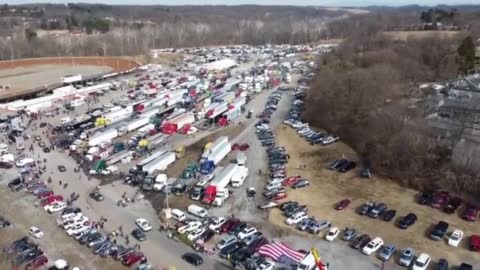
[268,126,479,266]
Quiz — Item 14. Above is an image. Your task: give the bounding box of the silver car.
[216,235,238,250]
[398,248,414,267]
[307,220,331,234]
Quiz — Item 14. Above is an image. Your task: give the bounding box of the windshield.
[415,260,425,267]
[400,253,411,260]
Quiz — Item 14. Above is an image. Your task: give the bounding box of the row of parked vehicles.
[175,215,275,269]
[417,190,479,221]
[4,237,48,269]
[7,175,151,269]
[283,91,339,146]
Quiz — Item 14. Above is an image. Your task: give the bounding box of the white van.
[171,209,186,222]
[187,204,208,218]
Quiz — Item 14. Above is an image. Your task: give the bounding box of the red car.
[232,143,240,150]
[270,192,287,201]
[283,176,301,186]
[431,191,450,208]
[40,195,64,206]
[25,255,48,270]
[37,190,54,199]
[462,204,478,222]
[335,199,351,210]
[220,218,240,233]
[239,143,250,151]
[122,252,146,267]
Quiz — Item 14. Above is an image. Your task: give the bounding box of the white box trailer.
[127,117,150,132]
[89,128,118,146]
[142,152,176,174]
[103,107,133,124]
[167,96,184,107]
[211,163,238,190]
[106,150,134,166]
[203,136,229,158]
[138,147,169,167]
[207,102,229,119]
[207,141,231,165]
[231,166,249,188]
[166,112,195,129]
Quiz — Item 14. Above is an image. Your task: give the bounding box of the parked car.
[398,248,415,267]
[307,220,331,234]
[182,252,203,266]
[135,218,152,232]
[398,213,417,229]
[219,219,240,234]
[342,228,358,241]
[444,197,462,214]
[378,244,396,261]
[436,258,449,270]
[462,204,478,222]
[219,242,244,259]
[292,180,309,189]
[325,227,340,242]
[286,212,307,225]
[382,209,397,221]
[28,226,44,239]
[131,229,146,242]
[237,226,257,240]
[216,235,238,250]
[335,199,351,210]
[429,221,449,241]
[351,234,371,249]
[431,191,450,208]
[417,191,434,205]
[412,253,431,270]
[447,229,464,247]
[358,201,374,215]
[362,237,384,255]
[89,191,104,201]
[367,202,387,218]
[122,252,145,267]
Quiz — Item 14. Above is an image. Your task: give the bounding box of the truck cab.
[202,185,217,205]
[200,160,215,174]
[152,174,168,191]
[141,176,154,191]
[213,188,230,207]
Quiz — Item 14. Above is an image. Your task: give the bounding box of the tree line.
[304,23,480,196]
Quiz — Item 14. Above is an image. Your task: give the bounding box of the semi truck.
[202,136,229,158]
[190,171,218,201]
[231,166,249,188]
[137,147,169,167]
[88,128,118,146]
[202,163,238,206]
[206,141,231,165]
[161,112,195,134]
[106,150,134,166]
[140,152,176,175]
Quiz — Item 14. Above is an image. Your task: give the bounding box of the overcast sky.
[4,0,480,6]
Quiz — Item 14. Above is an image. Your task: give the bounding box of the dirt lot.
[0,56,140,100]
[269,126,479,267]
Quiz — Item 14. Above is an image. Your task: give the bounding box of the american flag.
[258,241,305,266]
